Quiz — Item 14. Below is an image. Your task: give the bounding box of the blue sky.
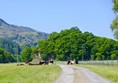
[0,0,115,39]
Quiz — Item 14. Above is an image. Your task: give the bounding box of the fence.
[78,59,118,66]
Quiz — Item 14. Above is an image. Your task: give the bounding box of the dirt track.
[54,64,112,83]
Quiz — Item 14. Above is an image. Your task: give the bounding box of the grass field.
[77,64,118,83]
[0,63,62,83]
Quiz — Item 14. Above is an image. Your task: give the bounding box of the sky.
[0,0,115,39]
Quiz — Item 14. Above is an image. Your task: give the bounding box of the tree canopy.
[0,38,21,54]
[0,48,16,63]
[20,47,33,62]
[111,0,118,39]
[112,0,118,13]
[37,27,118,61]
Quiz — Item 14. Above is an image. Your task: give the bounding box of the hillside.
[0,38,21,54]
[0,18,49,48]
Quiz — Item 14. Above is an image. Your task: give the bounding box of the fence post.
[107,58,109,65]
[112,58,113,66]
[117,56,118,65]
[99,59,100,65]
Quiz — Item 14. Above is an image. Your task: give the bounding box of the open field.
[0,63,62,83]
[77,64,118,83]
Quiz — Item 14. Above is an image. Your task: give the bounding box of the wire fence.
[78,59,118,66]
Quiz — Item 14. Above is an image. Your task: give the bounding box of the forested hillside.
[0,18,49,63]
[0,38,21,54]
[37,27,118,61]
[0,18,49,48]
[0,48,16,63]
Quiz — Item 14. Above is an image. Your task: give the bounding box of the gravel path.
[54,64,112,83]
[54,65,74,83]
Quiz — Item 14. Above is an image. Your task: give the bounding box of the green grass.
[77,64,118,83]
[55,61,67,64]
[0,63,62,83]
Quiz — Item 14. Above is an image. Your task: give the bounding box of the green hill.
[0,38,21,54]
[0,18,49,48]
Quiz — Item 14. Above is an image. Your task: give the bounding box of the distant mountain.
[0,18,49,48]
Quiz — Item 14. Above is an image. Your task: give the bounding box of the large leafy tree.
[112,0,118,12]
[37,27,118,61]
[20,47,33,62]
[0,48,15,63]
[111,0,118,39]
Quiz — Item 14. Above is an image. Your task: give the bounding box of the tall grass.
[78,64,118,83]
[0,64,61,83]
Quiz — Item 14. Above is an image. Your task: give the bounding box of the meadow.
[78,64,118,83]
[0,63,62,83]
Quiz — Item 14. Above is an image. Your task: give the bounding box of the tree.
[111,0,118,39]
[20,47,33,62]
[0,48,15,63]
[95,52,104,60]
[111,54,117,59]
[111,16,118,39]
[0,38,21,54]
[112,0,118,12]
[36,27,118,61]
